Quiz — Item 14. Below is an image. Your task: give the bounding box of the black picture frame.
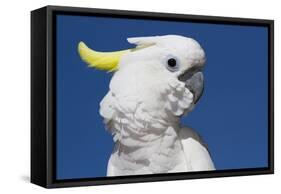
[31,5,274,188]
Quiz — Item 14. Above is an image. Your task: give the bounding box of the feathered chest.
[98,78,194,174]
[109,125,191,175]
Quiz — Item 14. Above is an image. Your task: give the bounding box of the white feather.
[95,35,214,176]
[179,127,215,171]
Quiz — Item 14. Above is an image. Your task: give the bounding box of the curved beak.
[179,71,204,104]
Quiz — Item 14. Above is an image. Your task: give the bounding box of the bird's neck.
[111,123,186,174]
[110,112,184,164]
[105,91,190,173]
[109,106,181,147]
[115,122,180,147]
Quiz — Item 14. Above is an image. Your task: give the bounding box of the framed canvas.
[31,5,274,188]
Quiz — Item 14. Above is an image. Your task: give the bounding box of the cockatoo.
[78,35,215,176]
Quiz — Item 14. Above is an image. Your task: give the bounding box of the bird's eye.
[166,57,180,72]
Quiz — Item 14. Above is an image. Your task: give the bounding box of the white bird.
[78,35,215,176]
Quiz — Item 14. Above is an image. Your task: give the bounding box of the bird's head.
[78,35,206,118]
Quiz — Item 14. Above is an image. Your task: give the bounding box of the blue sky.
[56,14,268,180]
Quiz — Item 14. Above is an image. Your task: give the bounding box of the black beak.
[178,70,204,104]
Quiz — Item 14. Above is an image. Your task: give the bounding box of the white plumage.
[79,35,215,176]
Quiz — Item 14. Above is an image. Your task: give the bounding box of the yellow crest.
[78,41,130,72]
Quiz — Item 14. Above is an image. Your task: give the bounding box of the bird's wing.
[107,154,116,176]
[178,126,215,171]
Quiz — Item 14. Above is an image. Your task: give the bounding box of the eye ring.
[165,57,180,72]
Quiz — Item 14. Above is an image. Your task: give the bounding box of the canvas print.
[56,14,269,180]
